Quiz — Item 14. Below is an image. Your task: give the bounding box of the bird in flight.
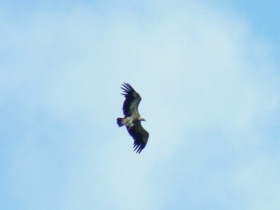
[116,83,149,153]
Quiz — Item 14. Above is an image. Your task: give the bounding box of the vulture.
[116,83,149,153]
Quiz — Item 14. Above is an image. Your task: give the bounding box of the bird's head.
[139,117,146,122]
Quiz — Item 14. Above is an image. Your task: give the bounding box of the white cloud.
[1,1,280,210]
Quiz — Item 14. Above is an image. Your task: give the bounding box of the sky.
[1,0,280,209]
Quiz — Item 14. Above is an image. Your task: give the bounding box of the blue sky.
[1,0,280,209]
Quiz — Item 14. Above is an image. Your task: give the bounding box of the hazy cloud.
[1,1,280,209]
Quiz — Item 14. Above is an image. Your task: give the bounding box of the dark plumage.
[116,83,149,154]
[121,83,141,116]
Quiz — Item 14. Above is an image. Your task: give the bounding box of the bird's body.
[117,113,141,128]
[116,83,149,153]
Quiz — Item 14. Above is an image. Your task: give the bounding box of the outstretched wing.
[121,83,142,117]
[126,122,149,154]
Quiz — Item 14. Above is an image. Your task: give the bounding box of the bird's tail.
[116,118,124,127]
